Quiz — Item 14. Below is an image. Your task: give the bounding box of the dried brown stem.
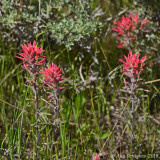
[100,96,131,153]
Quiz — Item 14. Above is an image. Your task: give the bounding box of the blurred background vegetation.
[0,0,160,159]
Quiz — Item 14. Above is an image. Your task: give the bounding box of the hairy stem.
[33,76,39,160]
[50,90,59,160]
[53,91,59,123]
[131,80,135,150]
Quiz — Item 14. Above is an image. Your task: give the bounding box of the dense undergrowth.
[0,0,160,159]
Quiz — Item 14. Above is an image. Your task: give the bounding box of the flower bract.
[16,41,46,73]
[119,51,147,81]
[40,62,65,90]
[112,13,149,48]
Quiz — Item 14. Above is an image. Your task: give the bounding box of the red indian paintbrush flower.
[119,51,147,81]
[40,62,65,90]
[16,41,46,73]
[112,13,149,48]
[92,153,100,160]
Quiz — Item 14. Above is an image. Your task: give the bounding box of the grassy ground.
[0,38,160,160]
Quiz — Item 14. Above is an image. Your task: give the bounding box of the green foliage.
[48,14,102,49]
[47,0,102,49]
[1,0,37,27]
[1,0,102,49]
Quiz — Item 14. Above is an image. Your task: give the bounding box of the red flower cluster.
[17,41,65,91]
[40,63,65,90]
[119,51,147,81]
[112,13,149,48]
[16,41,46,73]
[92,153,100,160]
